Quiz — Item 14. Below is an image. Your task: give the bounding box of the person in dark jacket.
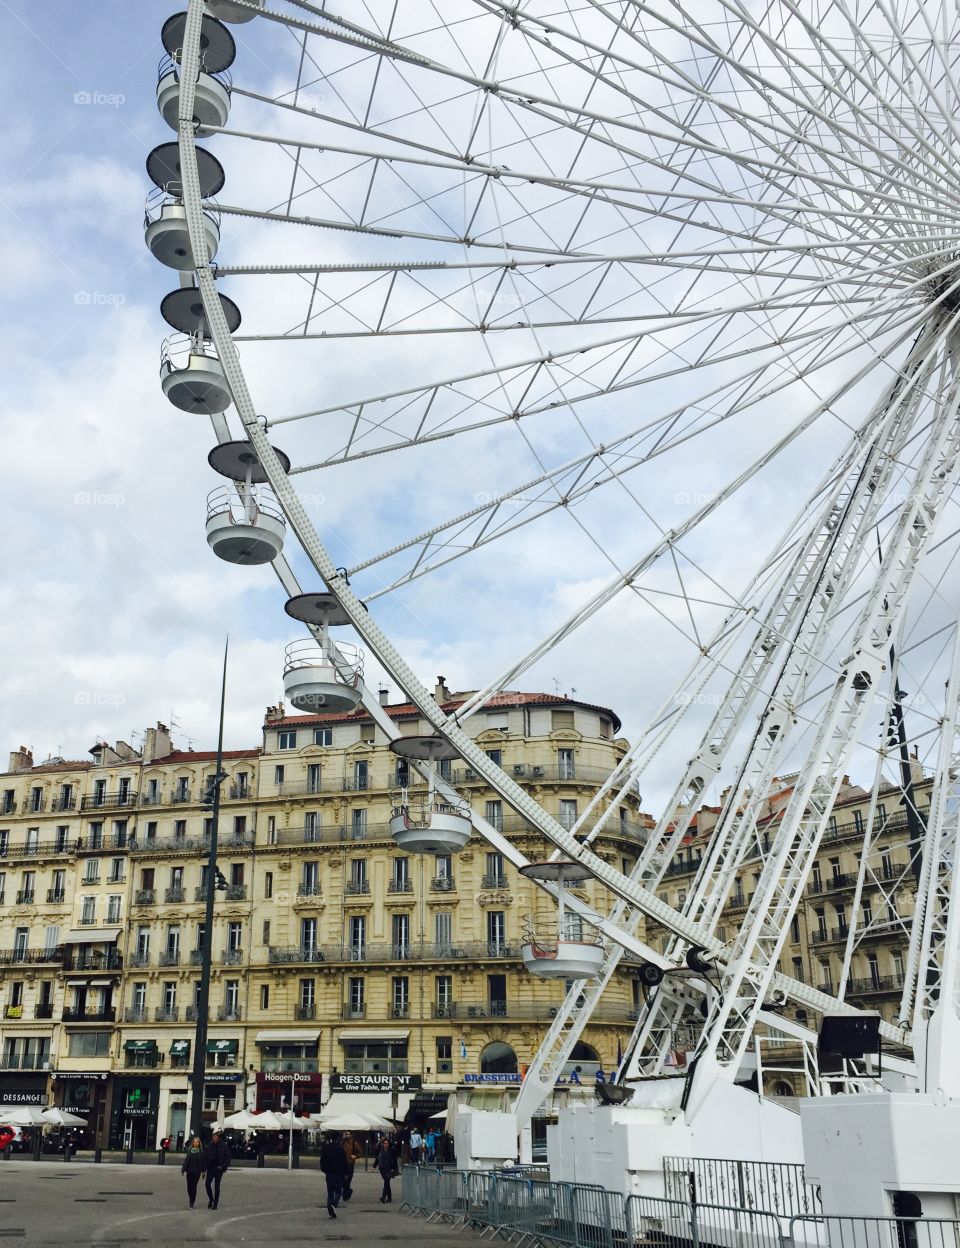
[203,1129,231,1209]
[376,1136,398,1203]
[319,1131,349,1218]
[181,1136,205,1209]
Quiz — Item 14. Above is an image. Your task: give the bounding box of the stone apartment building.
[0,686,651,1148]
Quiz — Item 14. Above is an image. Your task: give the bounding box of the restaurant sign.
[328,1074,422,1093]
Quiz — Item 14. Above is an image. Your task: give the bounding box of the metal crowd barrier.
[403,1166,960,1248]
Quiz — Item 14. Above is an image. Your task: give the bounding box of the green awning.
[170,1039,191,1057]
[124,1040,158,1053]
[206,1039,238,1055]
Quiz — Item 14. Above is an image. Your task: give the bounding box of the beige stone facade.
[0,691,649,1147]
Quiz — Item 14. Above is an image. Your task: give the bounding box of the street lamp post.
[189,638,229,1139]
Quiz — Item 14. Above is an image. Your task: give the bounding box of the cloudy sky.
[1,0,950,815]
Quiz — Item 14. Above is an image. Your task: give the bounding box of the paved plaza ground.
[0,1160,456,1247]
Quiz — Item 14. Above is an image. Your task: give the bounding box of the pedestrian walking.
[409,1127,424,1164]
[181,1136,205,1209]
[376,1136,398,1203]
[341,1130,363,1201]
[320,1131,350,1218]
[425,1129,437,1162]
[203,1128,231,1210]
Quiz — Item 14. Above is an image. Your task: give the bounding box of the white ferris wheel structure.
[145,0,960,1189]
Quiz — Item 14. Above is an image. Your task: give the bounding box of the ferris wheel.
[145,0,960,1127]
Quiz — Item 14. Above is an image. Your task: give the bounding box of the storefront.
[0,1073,48,1107]
[156,1040,192,1150]
[109,1072,160,1150]
[50,1071,111,1147]
[255,1072,323,1116]
[322,1073,421,1124]
[194,1071,245,1126]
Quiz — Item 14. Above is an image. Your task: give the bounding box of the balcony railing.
[81,791,138,811]
[432,1002,458,1018]
[297,883,322,898]
[294,1004,316,1020]
[847,974,905,995]
[3,1005,24,1019]
[50,795,76,812]
[63,950,122,972]
[480,873,507,889]
[134,889,156,905]
[224,884,247,901]
[221,949,243,965]
[127,952,151,968]
[124,1007,147,1023]
[34,1003,53,1019]
[130,833,254,856]
[228,784,250,800]
[139,790,163,806]
[390,1003,410,1018]
[159,951,180,967]
[430,877,456,892]
[62,1006,115,1023]
[45,889,66,904]
[345,881,370,896]
[155,1007,179,1022]
[217,1006,242,1021]
[341,1003,366,1019]
[0,948,63,965]
[808,872,859,895]
[387,879,413,894]
[267,939,520,964]
[22,796,45,814]
[0,839,74,860]
[0,1053,51,1071]
[15,890,35,905]
[185,1005,200,1021]
[171,789,192,804]
[164,886,185,903]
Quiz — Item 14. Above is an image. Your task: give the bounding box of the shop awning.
[254,1030,320,1045]
[336,1029,409,1043]
[64,927,122,945]
[320,1091,414,1122]
[170,1039,191,1057]
[206,1039,238,1055]
[123,1040,157,1053]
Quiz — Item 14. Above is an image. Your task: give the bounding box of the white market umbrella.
[222,1108,260,1130]
[272,1111,309,1130]
[0,1107,45,1126]
[215,1096,226,1129]
[318,1111,392,1133]
[248,1111,283,1131]
[40,1108,86,1127]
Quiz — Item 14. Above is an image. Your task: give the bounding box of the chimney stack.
[378,688,390,707]
[143,722,173,763]
[435,676,451,703]
[7,747,33,773]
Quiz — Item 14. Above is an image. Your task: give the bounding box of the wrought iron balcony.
[341,1003,366,1019]
[171,788,192,804]
[50,794,76,812]
[264,939,519,965]
[34,1003,53,1019]
[217,1006,242,1021]
[134,889,156,905]
[224,884,247,901]
[387,879,413,894]
[45,889,66,903]
[164,886,185,903]
[62,1006,115,1023]
[268,946,326,965]
[155,1006,179,1022]
[124,1007,148,1023]
[15,890,35,905]
[345,880,370,896]
[294,1003,316,1020]
[221,949,243,965]
[81,791,138,811]
[127,952,151,968]
[159,951,180,967]
[480,873,507,889]
[430,877,455,892]
[63,950,122,972]
[432,1002,459,1019]
[22,796,45,814]
[0,947,63,965]
[297,883,323,898]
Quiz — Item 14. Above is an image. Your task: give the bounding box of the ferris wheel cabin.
[204,441,290,565]
[204,0,263,22]
[157,12,234,135]
[388,735,472,854]
[519,860,604,979]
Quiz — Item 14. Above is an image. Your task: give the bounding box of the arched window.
[569,1042,599,1063]
[774,1081,795,1097]
[480,1042,518,1074]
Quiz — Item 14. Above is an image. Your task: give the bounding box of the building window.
[436,1036,452,1073]
[301,917,318,954]
[342,1037,406,1075]
[299,979,315,1008]
[107,895,122,923]
[351,808,367,838]
[228,922,243,953]
[392,977,409,1017]
[274,765,285,785]
[109,857,124,883]
[314,728,333,747]
[551,709,575,730]
[4,1036,50,1068]
[484,851,505,888]
[360,724,375,745]
[487,911,506,955]
[392,858,409,890]
[83,860,99,884]
[307,763,321,793]
[436,975,453,1010]
[558,748,575,779]
[81,896,96,924]
[349,859,368,891]
[484,800,503,832]
[262,919,270,945]
[347,977,365,1018]
[163,981,177,1013]
[349,916,367,959]
[435,912,452,952]
[485,749,502,767]
[264,872,273,899]
[559,799,578,831]
[260,984,270,1011]
[278,731,297,750]
[392,913,410,958]
[223,980,240,1018]
[67,1032,109,1058]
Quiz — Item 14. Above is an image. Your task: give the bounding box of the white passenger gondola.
[519,860,604,979]
[388,736,472,854]
[205,441,290,565]
[282,594,364,714]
